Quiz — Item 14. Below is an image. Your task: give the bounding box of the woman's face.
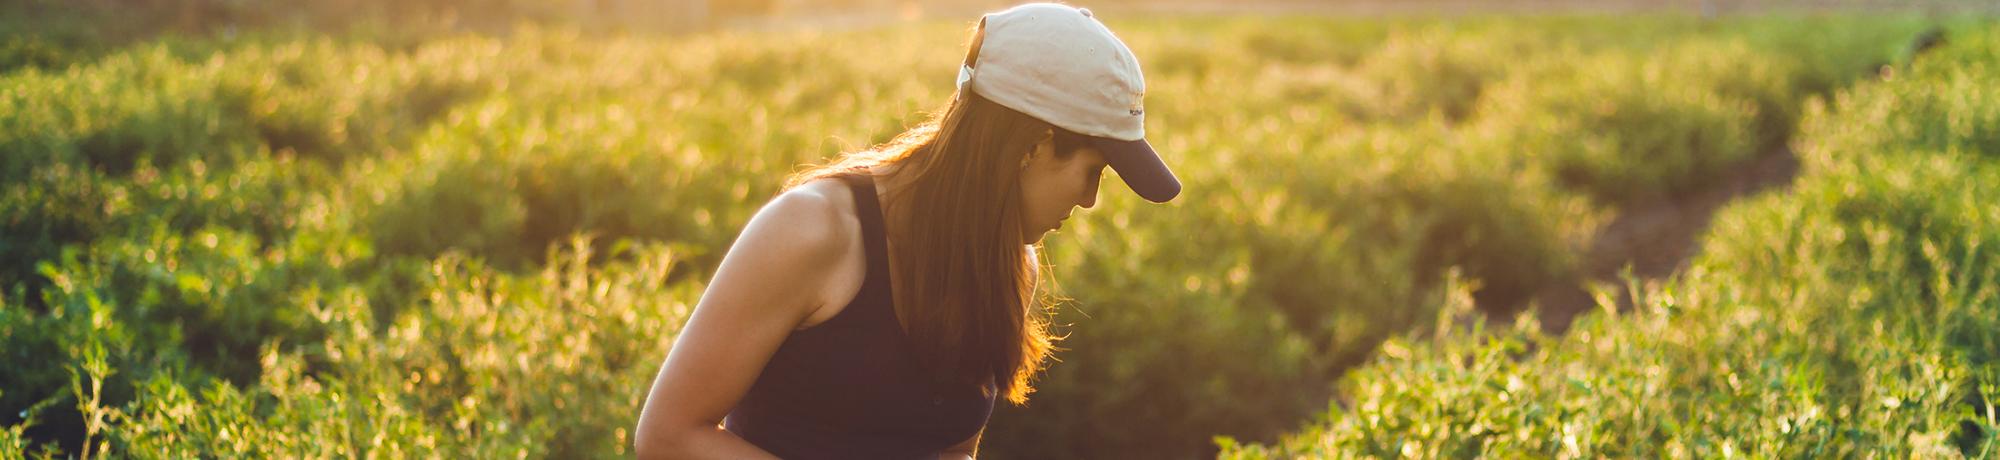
[1017,131,1107,243]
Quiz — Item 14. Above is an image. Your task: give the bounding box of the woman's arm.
[633,186,853,459]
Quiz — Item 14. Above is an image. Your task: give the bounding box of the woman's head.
[957,3,1180,203]
[898,88,1109,246]
[782,2,1167,405]
[1018,128,1107,242]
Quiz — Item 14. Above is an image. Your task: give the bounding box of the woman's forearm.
[633,425,780,460]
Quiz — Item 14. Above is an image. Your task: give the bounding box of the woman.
[632,4,1179,458]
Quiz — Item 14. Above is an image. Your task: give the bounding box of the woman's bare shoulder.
[696,177,863,327]
[763,178,873,325]
[739,178,858,264]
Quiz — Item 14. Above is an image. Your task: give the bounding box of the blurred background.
[12,0,2000,37]
[4,0,1998,459]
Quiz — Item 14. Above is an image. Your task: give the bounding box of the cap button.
[1077,7,1092,17]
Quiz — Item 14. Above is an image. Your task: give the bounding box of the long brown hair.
[784,21,1070,405]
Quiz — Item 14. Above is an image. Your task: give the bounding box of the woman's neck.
[867,163,914,240]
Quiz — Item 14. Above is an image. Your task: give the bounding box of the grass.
[1220,23,2000,459]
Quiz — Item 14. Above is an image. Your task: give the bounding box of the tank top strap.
[839,173,894,298]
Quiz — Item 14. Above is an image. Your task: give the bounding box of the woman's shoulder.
[740,177,871,325]
[746,177,860,258]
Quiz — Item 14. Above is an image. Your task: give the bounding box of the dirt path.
[1531,144,1802,334]
[1520,24,1953,333]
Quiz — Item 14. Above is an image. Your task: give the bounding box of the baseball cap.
[957,3,1181,203]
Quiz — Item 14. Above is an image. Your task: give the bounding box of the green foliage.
[1228,22,2000,459]
[1349,28,1517,121]
[5,237,695,457]
[1798,27,2000,168]
[1470,40,1780,204]
[0,13,1953,459]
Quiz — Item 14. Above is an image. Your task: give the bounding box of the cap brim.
[1088,136,1180,203]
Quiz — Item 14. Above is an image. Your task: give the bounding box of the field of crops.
[1221,23,2000,458]
[2,7,1993,459]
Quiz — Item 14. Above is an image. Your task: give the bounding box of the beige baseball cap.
[958,3,1181,203]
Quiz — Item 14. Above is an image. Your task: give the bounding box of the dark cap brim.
[1088,136,1180,203]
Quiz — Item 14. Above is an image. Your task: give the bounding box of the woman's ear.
[1021,128,1054,169]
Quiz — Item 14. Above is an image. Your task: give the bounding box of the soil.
[1530,144,1802,334]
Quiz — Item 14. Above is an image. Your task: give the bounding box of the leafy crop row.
[1223,23,1999,459]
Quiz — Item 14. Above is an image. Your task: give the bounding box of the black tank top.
[723,173,995,459]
